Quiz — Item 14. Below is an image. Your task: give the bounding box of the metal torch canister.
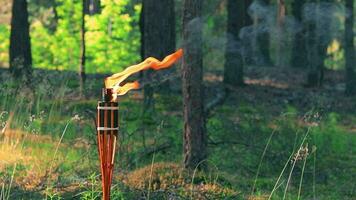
[97,88,118,200]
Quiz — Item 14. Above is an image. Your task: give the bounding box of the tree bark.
[275,0,286,67]
[291,0,307,68]
[9,0,32,79]
[224,0,248,87]
[345,0,356,95]
[79,0,86,97]
[256,0,273,66]
[182,0,206,170]
[141,0,176,113]
[306,2,324,87]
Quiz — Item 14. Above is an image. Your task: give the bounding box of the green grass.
[0,73,355,199]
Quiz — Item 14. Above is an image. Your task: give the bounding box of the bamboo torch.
[96,49,183,200]
[97,88,118,200]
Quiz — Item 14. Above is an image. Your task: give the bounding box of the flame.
[105,49,183,99]
[114,81,140,96]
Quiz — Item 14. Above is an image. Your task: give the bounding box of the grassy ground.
[0,67,355,199]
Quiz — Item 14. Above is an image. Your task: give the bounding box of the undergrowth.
[0,72,355,199]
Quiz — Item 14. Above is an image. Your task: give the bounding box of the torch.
[97,88,118,200]
[96,49,183,200]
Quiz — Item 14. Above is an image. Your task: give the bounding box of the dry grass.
[0,128,63,190]
[123,162,184,190]
[0,129,52,164]
[247,194,269,200]
[122,162,239,199]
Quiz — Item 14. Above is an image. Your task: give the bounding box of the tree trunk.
[306,2,324,87]
[79,0,86,97]
[9,0,32,79]
[139,5,145,62]
[223,0,247,87]
[305,22,319,87]
[256,0,273,66]
[345,0,356,95]
[291,0,307,68]
[141,0,176,113]
[241,0,254,66]
[182,0,206,170]
[275,0,286,67]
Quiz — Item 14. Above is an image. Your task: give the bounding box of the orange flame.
[105,49,183,100]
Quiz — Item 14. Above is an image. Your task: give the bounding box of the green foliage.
[324,39,345,70]
[312,112,353,154]
[30,0,140,73]
[79,173,101,200]
[0,24,9,67]
[45,186,63,200]
[85,0,141,73]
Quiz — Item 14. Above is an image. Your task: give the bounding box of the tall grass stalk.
[268,127,310,200]
[4,163,17,200]
[0,183,5,200]
[46,119,72,198]
[282,128,310,200]
[147,121,163,200]
[267,129,300,200]
[313,147,316,200]
[297,153,308,200]
[188,160,219,199]
[267,152,293,200]
[147,152,156,200]
[206,162,219,186]
[251,128,277,195]
[190,159,207,200]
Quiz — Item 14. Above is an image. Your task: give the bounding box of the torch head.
[102,88,115,102]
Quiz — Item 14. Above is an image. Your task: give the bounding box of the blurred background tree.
[223,0,248,87]
[291,0,307,68]
[141,0,176,114]
[9,0,32,79]
[345,0,355,95]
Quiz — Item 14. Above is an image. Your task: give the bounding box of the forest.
[0,0,355,199]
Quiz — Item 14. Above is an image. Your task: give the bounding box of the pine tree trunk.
[306,22,319,87]
[345,0,356,95]
[275,0,286,67]
[79,0,86,97]
[291,0,307,68]
[182,0,206,170]
[306,2,324,87]
[139,6,145,62]
[223,0,246,87]
[9,0,32,79]
[141,0,176,113]
[241,0,254,66]
[256,0,273,66]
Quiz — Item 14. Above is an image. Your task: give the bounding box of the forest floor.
[0,66,355,199]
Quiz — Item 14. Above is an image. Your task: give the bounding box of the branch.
[204,87,227,115]
[138,141,172,158]
[208,137,265,152]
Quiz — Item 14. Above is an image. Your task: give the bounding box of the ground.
[0,66,355,199]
